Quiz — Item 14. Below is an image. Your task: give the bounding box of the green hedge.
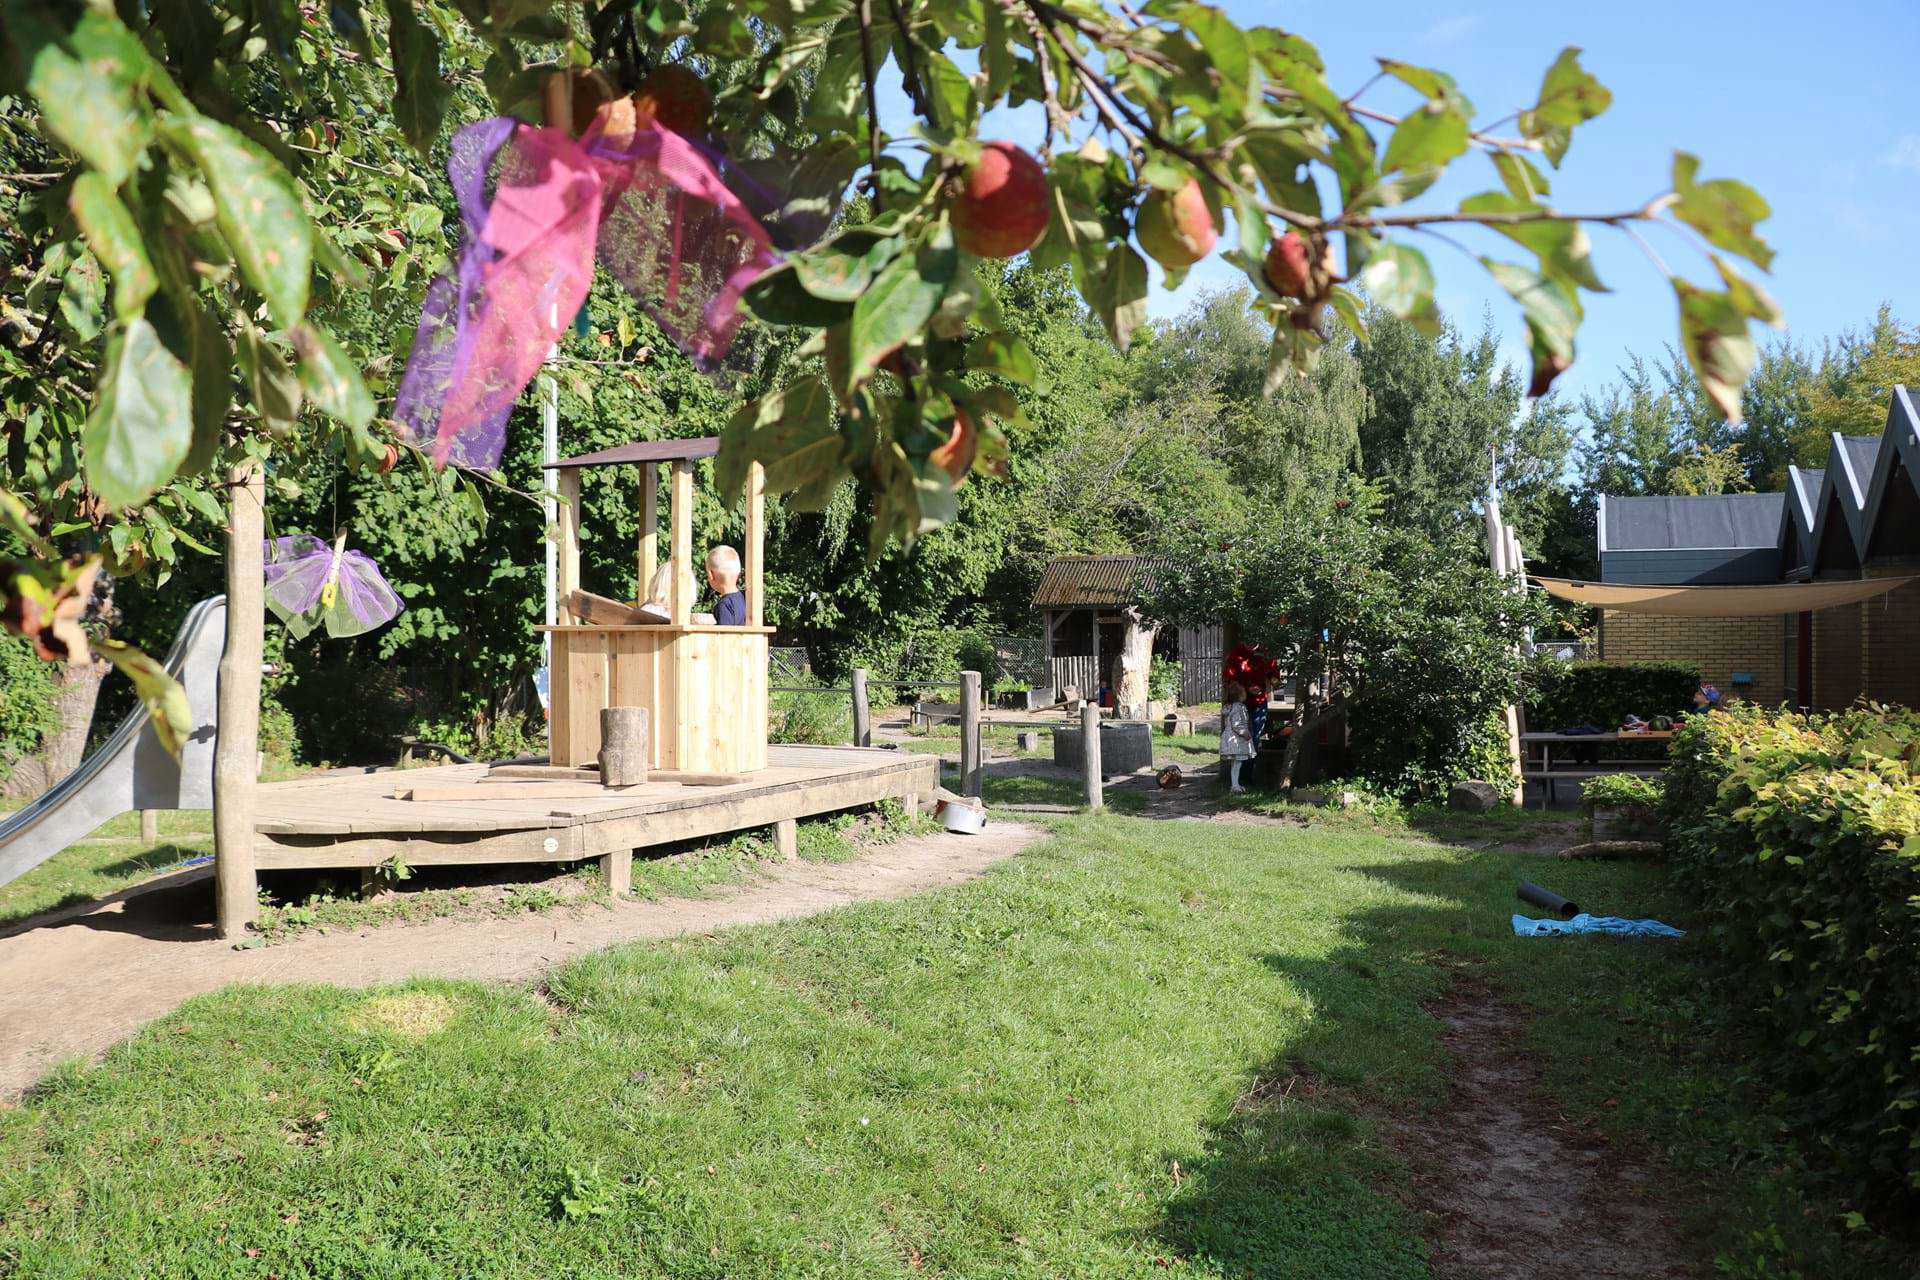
[1664,703,1920,1206]
[1524,659,1698,731]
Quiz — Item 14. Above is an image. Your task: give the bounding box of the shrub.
[1578,772,1663,811]
[0,635,60,780]
[1663,702,1920,1208]
[1148,656,1182,703]
[1524,659,1699,732]
[770,690,849,745]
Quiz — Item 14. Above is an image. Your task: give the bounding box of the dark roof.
[545,437,720,470]
[1788,467,1824,522]
[1031,555,1161,609]
[1837,435,1880,502]
[1601,493,1785,552]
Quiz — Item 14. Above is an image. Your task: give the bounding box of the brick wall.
[1599,611,1787,707]
[1863,575,1920,709]
[1813,601,1863,711]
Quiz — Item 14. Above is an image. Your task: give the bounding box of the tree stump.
[599,707,650,787]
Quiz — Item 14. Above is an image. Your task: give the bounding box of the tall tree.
[1352,311,1521,530]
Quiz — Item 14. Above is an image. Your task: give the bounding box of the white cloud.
[1421,14,1482,46]
[1882,134,1920,175]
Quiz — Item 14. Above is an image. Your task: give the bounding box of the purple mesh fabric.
[263,535,404,639]
[395,113,783,470]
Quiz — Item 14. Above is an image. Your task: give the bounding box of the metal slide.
[0,597,225,889]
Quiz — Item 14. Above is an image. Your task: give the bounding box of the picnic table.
[1521,730,1673,806]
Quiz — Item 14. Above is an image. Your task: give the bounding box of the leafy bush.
[770,690,849,745]
[1525,659,1699,732]
[0,635,60,780]
[1663,702,1920,1207]
[1148,656,1182,703]
[410,708,544,762]
[1578,772,1663,811]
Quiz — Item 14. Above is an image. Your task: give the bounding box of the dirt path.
[0,824,1041,1098]
[1393,973,1691,1278]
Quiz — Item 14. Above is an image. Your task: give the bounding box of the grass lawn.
[0,805,213,929]
[0,814,1901,1277]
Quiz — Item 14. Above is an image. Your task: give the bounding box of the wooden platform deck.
[251,745,938,878]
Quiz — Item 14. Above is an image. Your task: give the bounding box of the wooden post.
[1080,701,1103,810]
[960,670,982,798]
[213,458,265,940]
[851,668,872,747]
[600,849,632,897]
[1090,613,1101,707]
[773,816,798,860]
[139,809,158,844]
[669,459,693,625]
[555,467,581,614]
[598,706,649,786]
[636,464,658,602]
[745,460,765,627]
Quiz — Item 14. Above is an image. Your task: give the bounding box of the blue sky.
[919,1,1920,401]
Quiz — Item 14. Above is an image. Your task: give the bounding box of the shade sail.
[1534,576,1915,617]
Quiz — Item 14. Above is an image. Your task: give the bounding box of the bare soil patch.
[1392,971,1693,1278]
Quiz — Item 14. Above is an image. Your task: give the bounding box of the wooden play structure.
[78,438,939,941]
[541,437,771,775]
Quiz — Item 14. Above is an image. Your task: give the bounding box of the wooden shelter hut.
[1032,555,1223,710]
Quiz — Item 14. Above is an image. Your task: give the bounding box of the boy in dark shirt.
[707,545,746,626]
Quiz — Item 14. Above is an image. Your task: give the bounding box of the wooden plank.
[576,759,937,858]
[569,589,667,626]
[550,629,576,766]
[638,463,658,603]
[254,827,578,870]
[394,782,641,802]
[567,637,609,766]
[773,817,797,860]
[670,459,693,626]
[745,460,765,627]
[489,764,600,781]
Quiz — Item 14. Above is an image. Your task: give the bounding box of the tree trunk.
[213,459,265,940]
[2,658,108,800]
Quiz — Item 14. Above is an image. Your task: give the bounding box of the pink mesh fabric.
[582,120,781,370]
[395,120,601,470]
[397,113,781,471]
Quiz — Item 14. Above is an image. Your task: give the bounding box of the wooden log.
[960,670,983,798]
[140,809,159,843]
[1081,701,1103,810]
[214,458,264,940]
[599,706,651,787]
[773,816,797,860]
[851,668,872,748]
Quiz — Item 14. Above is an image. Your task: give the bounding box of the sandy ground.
[1393,973,1690,1278]
[0,823,1041,1098]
